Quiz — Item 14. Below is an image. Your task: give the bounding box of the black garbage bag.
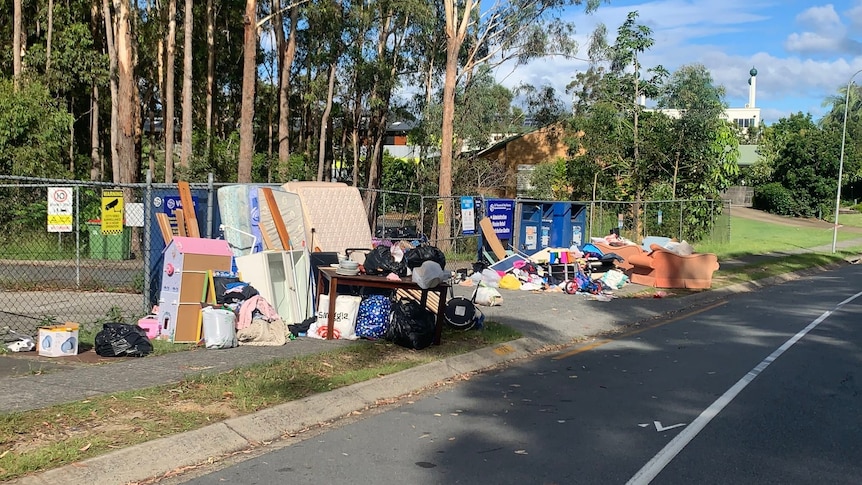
[386,299,436,350]
[95,323,153,357]
[363,245,407,276]
[405,244,446,270]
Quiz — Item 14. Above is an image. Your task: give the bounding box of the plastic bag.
[95,323,153,357]
[498,274,521,290]
[474,285,503,306]
[405,244,446,270]
[411,261,448,289]
[386,299,436,350]
[363,245,408,276]
[202,307,238,349]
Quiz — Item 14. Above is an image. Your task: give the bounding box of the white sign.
[47,187,73,233]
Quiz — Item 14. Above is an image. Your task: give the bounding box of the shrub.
[753,182,796,215]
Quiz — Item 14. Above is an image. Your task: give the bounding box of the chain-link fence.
[587,199,730,244]
[0,174,730,337]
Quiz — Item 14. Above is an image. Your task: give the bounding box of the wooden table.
[316,267,449,345]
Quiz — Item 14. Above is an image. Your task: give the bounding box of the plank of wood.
[178,181,200,237]
[479,217,507,261]
[175,209,188,237]
[259,225,277,250]
[155,212,173,245]
[260,187,292,250]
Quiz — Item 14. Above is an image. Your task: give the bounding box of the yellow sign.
[101,190,124,235]
[437,199,445,225]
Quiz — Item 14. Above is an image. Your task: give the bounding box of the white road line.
[627,290,862,485]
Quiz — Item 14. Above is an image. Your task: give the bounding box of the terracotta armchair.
[627,244,719,289]
[590,241,645,271]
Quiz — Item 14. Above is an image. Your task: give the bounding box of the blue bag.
[355,295,391,339]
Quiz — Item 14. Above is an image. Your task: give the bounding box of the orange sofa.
[590,241,645,271]
[627,244,719,289]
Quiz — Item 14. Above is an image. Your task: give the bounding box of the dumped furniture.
[627,244,719,289]
[316,267,449,345]
[590,241,645,271]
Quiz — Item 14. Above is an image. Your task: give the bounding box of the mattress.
[282,182,372,256]
[217,185,264,257]
[258,187,309,250]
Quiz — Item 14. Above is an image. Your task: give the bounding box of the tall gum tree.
[437,0,601,248]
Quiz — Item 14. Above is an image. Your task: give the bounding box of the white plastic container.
[201,307,238,349]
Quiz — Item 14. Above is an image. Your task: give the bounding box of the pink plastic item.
[137,315,161,339]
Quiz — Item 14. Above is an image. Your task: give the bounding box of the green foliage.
[753,182,796,215]
[0,79,73,177]
[527,158,570,200]
[771,127,840,218]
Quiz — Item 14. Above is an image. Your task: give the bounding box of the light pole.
[832,69,862,253]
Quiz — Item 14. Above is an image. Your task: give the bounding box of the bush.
[753,183,796,215]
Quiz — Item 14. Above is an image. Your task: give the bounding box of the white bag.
[474,285,503,307]
[312,295,361,340]
[201,307,238,349]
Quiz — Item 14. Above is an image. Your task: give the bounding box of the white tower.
[747,67,757,108]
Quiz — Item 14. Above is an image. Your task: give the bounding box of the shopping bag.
[312,294,361,340]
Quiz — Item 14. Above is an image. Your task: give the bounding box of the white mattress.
[282,182,372,255]
[258,187,309,250]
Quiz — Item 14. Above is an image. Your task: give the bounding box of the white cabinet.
[235,250,313,325]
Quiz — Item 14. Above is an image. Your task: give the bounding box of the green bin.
[87,222,131,260]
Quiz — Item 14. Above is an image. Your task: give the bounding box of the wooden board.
[156,212,173,244]
[178,181,200,237]
[175,209,187,237]
[260,187,292,250]
[479,217,507,261]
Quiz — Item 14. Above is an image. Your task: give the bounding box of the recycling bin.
[87,221,131,260]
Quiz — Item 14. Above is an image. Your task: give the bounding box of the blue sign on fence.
[485,199,515,239]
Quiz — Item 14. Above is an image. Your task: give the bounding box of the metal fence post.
[143,170,153,314]
[206,173,214,238]
[75,184,81,288]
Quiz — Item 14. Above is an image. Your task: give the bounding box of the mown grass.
[697,217,860,259]
[0,322,520,481]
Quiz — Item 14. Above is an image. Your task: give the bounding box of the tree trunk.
[90,0,102,181]
[237,0,257,183]
[436,40,460,249]
[180,0,193,167]
[13,0,23,88]
[278,7,299,173]
[317,61,337,181]
[103,0,120,180]
[438,0,470,250]
[205,0,214,155]
[164,0,177,182]
[114,0,139,184]
[47,0,54,72]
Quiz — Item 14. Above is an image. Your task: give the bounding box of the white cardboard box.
[37,323,79,357]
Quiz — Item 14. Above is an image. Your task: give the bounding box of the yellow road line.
[553,300,729,360]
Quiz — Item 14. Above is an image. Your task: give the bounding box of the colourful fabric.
[236,295,282,330]
[355,295,391,339]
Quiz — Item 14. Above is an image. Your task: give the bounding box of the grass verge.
[0,322,520,481]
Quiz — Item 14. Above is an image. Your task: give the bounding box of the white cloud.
[795,4,843,32]
[848,1,862,29]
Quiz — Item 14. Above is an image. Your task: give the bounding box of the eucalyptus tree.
[180,0,194,168]
[164,0,178,181]
[437,0,602,247]
[821,82,862,184]
[657,63,736,200]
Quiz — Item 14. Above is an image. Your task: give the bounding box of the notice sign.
[101,189,124,234]
[460,196,475,235]
[47,187,73,233]
[437,199,445,225]
[484,198,515,239]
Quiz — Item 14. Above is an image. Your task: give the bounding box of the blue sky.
[502,0,862,124]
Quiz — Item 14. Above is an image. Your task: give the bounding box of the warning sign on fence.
[101,190,124,234]
[47,187,73,233]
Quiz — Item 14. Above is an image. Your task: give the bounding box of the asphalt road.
[164,264,862,485]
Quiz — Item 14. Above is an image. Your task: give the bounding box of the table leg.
[327,275,338,340]
[433,287,445,345]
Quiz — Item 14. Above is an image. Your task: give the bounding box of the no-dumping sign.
[47,187,73,233]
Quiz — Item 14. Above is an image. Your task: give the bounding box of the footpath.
[4,235,862,485]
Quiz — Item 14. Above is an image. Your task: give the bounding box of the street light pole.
[832,69,862,253]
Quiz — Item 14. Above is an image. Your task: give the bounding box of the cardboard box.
[38,323,80,357]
